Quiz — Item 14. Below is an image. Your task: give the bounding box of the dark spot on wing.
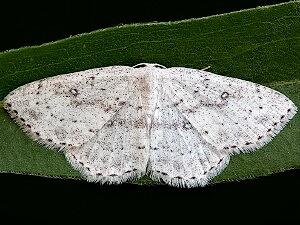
[104,105,112,112]
[209,166,215,171]
[118,119,126,126]
[183,121,192,129]
[69,88,79,97]
[186,108,196,113]
[221,92,229,100]
[106,120,114,127]
[174,99,183,106]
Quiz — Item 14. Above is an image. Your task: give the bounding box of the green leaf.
[0,2,299,186]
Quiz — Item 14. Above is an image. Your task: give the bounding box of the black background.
[0,0,295,51]
[0,0,299,224]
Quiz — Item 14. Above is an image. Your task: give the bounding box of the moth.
[3,63,297,187]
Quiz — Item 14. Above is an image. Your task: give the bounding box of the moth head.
[133,63,166,69]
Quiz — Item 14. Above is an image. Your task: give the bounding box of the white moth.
[3,63,297,188]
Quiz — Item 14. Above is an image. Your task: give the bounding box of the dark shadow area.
[0,0,292,51]
[0,170,299,223]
